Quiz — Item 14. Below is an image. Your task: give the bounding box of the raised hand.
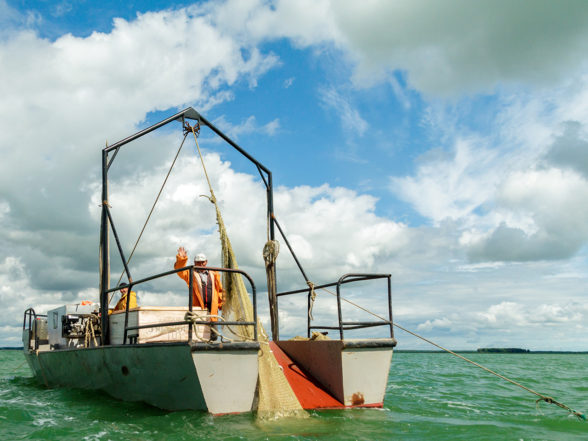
[177,246,188,259]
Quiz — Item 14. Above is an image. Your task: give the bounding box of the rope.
[189,123,216,204]
[187,122,305,418]
[187,123,257,343]
[187,124,250,343]
[83,315,98,348]
[263,240,280,339]
[110,132,190,303]
[307,281,317,321]
[183,311,255,343]
[263,240,280,265]
[316,287,586,421]
[8,359,28,375]
[184,311,219,342]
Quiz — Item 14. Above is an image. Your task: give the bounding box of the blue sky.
[2,0,588,350]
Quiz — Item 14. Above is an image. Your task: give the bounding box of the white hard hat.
[194,253,207,262]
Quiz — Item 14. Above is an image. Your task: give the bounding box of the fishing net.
[213,192,306,419]
[191,128,306,419]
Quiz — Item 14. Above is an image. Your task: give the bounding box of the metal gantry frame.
[99,108,275,345]
[99,107,394,345]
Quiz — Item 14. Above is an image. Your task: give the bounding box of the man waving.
[174,246,224,318]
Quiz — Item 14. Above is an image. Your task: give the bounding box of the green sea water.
[1,350,586,440]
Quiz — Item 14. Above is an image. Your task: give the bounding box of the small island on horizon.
[477,347,529,353]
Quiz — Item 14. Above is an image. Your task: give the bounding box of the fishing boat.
[22,108,397,415]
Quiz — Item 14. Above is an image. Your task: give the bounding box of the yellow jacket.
[174,254,223,319]
[112,291,137,312]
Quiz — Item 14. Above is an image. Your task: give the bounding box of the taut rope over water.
[317,287,586,421]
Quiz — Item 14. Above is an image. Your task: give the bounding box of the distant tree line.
[477,348,529,353]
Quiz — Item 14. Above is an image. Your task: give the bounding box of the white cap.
[194,253,207,262]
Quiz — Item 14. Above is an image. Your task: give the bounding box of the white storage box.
[109,306,211,344]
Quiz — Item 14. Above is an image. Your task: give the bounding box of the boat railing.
[104,265,257,344]
[276,273,393,340]
[22,308,48,350]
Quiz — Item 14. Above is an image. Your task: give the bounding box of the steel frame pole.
[99,149,110,345]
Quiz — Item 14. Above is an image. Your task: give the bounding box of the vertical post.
[307,288,311,338]
[99,149,110,345]
[122,283,132,344]
[252,283,258,341]
[35,315,39,350]
[188,266,193,343]
[387,275,394,339]
[336,282,344,340]
[266,171,279,341]
[268,172,275,241]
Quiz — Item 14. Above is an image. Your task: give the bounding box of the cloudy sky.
[2,0,588,350]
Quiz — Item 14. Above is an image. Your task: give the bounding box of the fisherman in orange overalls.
[174,246,224,319]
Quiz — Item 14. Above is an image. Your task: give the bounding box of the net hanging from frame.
[188,125,306,419]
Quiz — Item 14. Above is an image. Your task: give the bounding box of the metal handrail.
[22,308,47,350]
[22,308,47,330]
[23,308,36,331]
[277,273,393,340]
[118,265,258,344]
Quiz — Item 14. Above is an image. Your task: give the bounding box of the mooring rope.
[9,359,28,375]
[316,287,586,421]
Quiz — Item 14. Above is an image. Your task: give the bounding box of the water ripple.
[1,350,586,440]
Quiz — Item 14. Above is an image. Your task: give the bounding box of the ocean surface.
[1,350,586,440]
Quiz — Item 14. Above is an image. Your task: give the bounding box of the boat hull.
[276,339,395,407]
[24,342,259,414]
